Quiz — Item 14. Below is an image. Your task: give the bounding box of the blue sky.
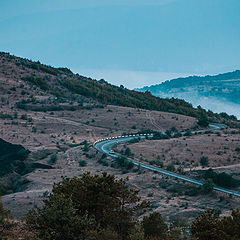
[1,0,240,88]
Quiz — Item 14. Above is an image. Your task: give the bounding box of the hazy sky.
[1,0,240,88]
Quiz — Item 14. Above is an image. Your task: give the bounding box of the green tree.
[129,224,145,240]
[26,194,94,240]
[221,209,240,239]
[142,212,168,240]
[0,193,11,239]
[202,179,214,194]
[197,115,209,127]
[191,210,226,240]
[125,147,132,157]
[85,229,119,240]
[200,156,209,167]
[27,172,149,239]
[191,209,240,240]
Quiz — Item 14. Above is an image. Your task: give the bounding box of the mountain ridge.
[136,70,240,118]
[0,52,239,125]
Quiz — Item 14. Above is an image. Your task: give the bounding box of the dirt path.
[145,111,164,132]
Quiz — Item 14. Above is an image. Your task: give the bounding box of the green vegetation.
[204,168,239,188]
[22,76,49,90]
[62,77,211,119]
[202,179,214,194]
[0,170,239,239]
[0,112,13,120]
[78,160,87,167]
[191,209,240,240]
[0,194,12,237]
[26,172,149,240]
[116,156,134,170]
[48,153,57,165]
[200,156,209,167]
[142,212,168,239]
[197,115,209,127]
[2,52,240,127]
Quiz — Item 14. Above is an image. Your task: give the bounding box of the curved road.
[94,124,240,198]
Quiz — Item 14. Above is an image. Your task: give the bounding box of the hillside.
[0,138,29,177]
[0,52,239,126]
[136,71,240,118]
[0,52,240,223]
[0,138,30,195]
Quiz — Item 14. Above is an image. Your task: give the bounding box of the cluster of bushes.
[0,112,14,120]
[22,76,49,90]
[24,61,59,76]
[204,168,239,188]
[115,156,134,170]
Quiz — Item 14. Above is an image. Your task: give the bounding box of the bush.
[200,156,208,167]
[202,179,214,194]
[166,164,175,172]
[197,115,209,127]
[48,153,57,165]
[204,168,239,188]
[78,160,87,167]
[116,157,134,170]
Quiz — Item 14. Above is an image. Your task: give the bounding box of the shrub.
[48,153,57,165]
[204,168,239,188]
[166,164,175,172]
[200,156,208,167]
[78,160,87,167]
[202,179,214,194]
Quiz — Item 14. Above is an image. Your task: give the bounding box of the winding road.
[94,124,240,198]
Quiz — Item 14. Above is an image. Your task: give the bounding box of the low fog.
[181,96,239,120]
[158,93,240,120]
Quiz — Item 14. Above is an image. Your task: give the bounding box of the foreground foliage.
[1,172,240,240]
[191,209,240,240]
[26,172,149,240]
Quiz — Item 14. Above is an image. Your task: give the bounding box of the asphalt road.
[94,124,240,198]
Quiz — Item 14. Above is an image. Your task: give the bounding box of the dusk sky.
[1,0,240,88]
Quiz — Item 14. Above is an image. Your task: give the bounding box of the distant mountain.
[136,71,240,118]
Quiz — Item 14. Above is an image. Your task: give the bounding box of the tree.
[191,210,226,240]
[26,194,94,240]
[26,172,149,239]
[191,209,240,240]
[221,209,240,239]
[0,193,11,239]
[142,212,168,240]
[85,229,119,240]
[125,147,132,157]
[200,156,208,167]
[202,179,214,194]
[197,115,209,127]
[129,224,145,240]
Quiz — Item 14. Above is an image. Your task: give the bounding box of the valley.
[0,53,239,226]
